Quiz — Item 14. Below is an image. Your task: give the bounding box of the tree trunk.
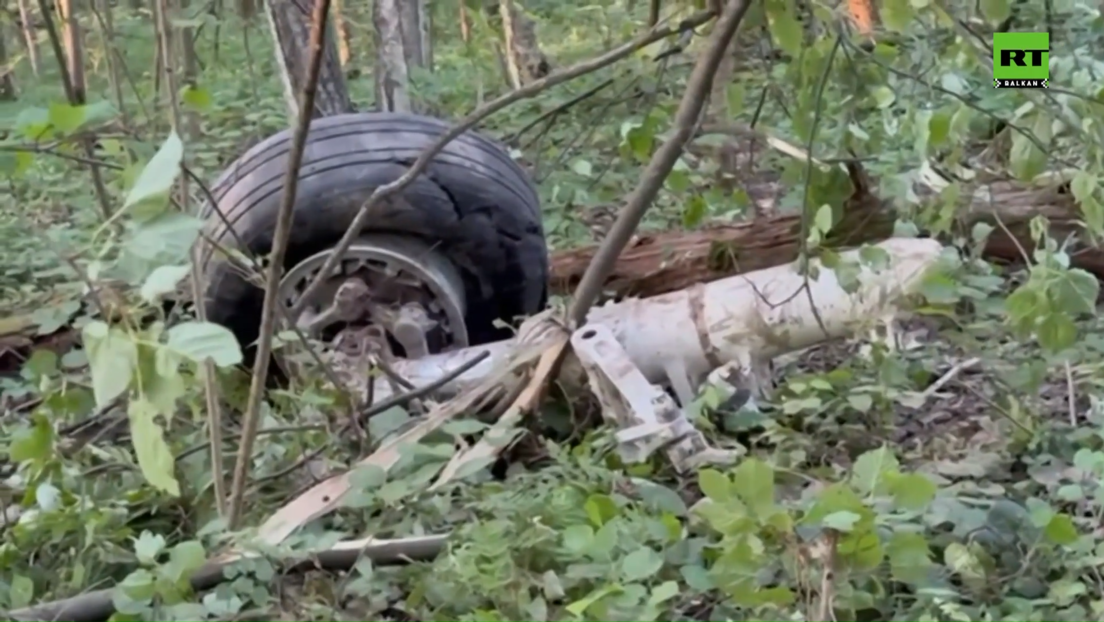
[17,0,40,76]
[498,0,549,88]
[547,174,1092,299]
[373,0,412,112]
[265,0,354,123]
[179,0,200,135]
[398,0,431,70]
[238,0,258,19]
[332,0,353,67]
[0,30,15,101]
[58,0,86,103]
[459,1,471,43]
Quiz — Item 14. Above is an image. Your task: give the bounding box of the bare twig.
[226,0,334,530]
[288,9,718,319]
[567,0,751,326]
[920,356,980,400]
[357,349,492,420]
[813,530,839,622]
[1065,360,1078,426]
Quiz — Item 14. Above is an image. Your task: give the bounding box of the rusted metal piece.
[570,323,741,472]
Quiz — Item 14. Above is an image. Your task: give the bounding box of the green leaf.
[1044,513,1079,545]
[847,394,873,413]
[881,0,914,32]
[682,194,708,228]
[850,446,899,496]
[0,150,34,177]
[82,320,137,407]
[1051,269,1100,317]
[731,458,775,516]
[888,473,937,510]
[725,83,746,116]
[134,530,167,565]
[979,0,1011,24]
[814,204,833,234]
[649,580,680,605]
[166,540,206,583]
[822,510,861,532]
[698,468,732,503]
[165,321,243,367]
[571,159,593,176]
[10,415,54,463]
[47,102,88,135]
[350,464,388,490]
[140,264,191,303]
[128,398,181,496]
[137,344,186,416]
[1009,117,1049,182]
[562,524,594,553]
[804,483,868,528]
[1078,194,1104,236]
[1037,313,1077,352]
[123,213,203,268]
[871,86,896,109]
[10,575,34,609]
[928,109,953,148]
[566,584,621,617]
[584,494,619,527]
[765,0,804,57]
[886,531,933,583]
[181,85,213,112]
[943,542,984,578]
[621,546,664,582]
[440,418,489,435]
[124,131,184,216]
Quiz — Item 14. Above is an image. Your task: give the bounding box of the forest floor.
[3,1,1104,621]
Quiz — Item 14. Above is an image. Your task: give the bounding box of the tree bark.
[332,0,353,67]
[265,0,354,122]
[398,0,431,70]
[373,0,412,112]
[17,0,40,76]
[58,0,85,102]
[0,31,15,101]
[459,1,471,43]
[498,0,549,88]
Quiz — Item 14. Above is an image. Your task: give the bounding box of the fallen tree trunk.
[547,176,1087,299]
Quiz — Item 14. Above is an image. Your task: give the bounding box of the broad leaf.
[128,398,180,496]
[165,321,243,367]
[82,320,138,407]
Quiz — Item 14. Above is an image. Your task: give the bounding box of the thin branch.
[567,0,751,326]
[6,534,446,622]
[225,0,334,530]
[155,0,230,518]
[289,9,718,319]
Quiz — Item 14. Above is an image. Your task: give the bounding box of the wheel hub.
[278,234,468,359]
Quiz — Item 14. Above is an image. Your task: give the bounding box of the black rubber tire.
[199,112,549,360]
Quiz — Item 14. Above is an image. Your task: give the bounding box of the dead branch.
[288,8,718,320]
[5,534,445,622]
[226,0,334,530]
